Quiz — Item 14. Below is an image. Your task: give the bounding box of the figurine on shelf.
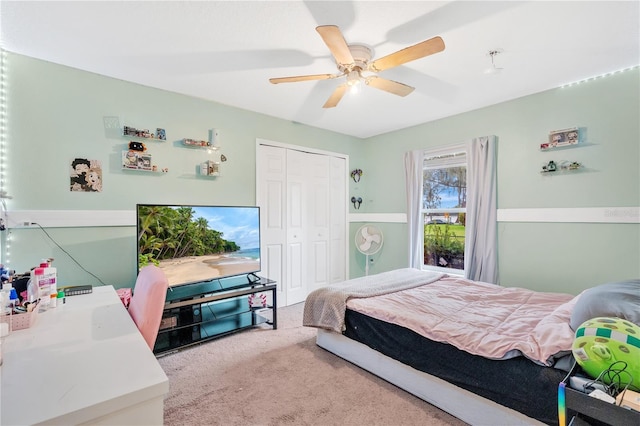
[542,160,557,172]
[128,141,147,152]
[183,138,210,147]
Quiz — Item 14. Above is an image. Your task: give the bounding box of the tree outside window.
[423,156,466,272]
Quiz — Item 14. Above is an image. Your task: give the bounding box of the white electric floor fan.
[355,225,384,275]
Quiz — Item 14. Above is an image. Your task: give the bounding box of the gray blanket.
[303,268,445,332]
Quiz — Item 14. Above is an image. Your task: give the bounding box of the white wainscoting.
[349,213,407,223]
[350,207,639,224]
[4,207,638,228]
[496,207,639,224]
[5,210,135,228]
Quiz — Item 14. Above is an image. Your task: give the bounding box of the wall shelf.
[122,168,165,174]
[125,136,167,143]
[540,166,588,175]
[123,125,167,142]
[182,138,219,150]
[199,160,220,177]
[540,142,580,151]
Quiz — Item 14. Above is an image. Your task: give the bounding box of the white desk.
[1,286,169,425]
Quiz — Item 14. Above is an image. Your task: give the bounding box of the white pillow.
[569,279,640,331]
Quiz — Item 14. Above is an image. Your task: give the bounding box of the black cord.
[589,360,634,402]
[32,222,107,286]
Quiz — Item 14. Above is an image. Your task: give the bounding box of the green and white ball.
[572,317,640,390]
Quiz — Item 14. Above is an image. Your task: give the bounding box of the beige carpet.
[158,302,467,426]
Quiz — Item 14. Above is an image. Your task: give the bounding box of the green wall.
[2,52,638,295]
[2,53,362,287]
[361,69,639,294]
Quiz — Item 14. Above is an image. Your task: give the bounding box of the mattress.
[343,308,567,425]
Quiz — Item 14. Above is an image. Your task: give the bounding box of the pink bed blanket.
[347,276,578,366]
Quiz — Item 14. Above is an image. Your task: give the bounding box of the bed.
[303,268,584,425]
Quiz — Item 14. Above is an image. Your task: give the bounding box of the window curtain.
[464,135,498,283]
[404,150,424,269]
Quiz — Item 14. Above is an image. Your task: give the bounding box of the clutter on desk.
[0,258,60,332]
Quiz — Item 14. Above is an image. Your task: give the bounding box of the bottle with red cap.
[30,259,57,311]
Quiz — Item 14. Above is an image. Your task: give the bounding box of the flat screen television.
[136,204,261,287]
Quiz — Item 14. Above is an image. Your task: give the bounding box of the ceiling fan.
[269,25,445,108]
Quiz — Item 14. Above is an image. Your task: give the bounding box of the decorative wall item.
[183,138,211,147]
[70,158,102,192]
[540,127,579,150]
[123,125,165,140]
[209,128,220,146]
[199,160,220,177]
[351,196,362,209]
[122,150,152,171]
[541,160,583,174]
[128,141,146,152]
[350,169,363,182]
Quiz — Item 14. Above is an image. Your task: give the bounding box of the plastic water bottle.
[0,284,10,315]
[26,278,38,304]
[8,287,18,311]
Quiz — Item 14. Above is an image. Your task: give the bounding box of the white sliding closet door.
[307,153,330,293]
[329,156,347,284]
[257,142,347,306]
[286,149,308,305]
[258,145,286,307]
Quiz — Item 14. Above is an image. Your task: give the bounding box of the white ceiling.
[2,1,639,138]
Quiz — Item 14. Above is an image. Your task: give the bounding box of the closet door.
[329,156,347,284]
[286,149,308,305]
[257,143,348,306]
[307,154,330,292]
[257,146,286,306]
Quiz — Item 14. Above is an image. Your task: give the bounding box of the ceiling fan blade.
[316,25,355,66]
[323,84,348,108]
[369,36,445,72]
[366,76,414,97]
[269,74,336,84]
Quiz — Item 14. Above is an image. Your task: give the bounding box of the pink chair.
[128,265,169,351]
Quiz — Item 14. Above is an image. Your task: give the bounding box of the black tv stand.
[153,274,277,355]
[247,272,261,284]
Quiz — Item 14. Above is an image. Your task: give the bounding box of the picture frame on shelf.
[122,150,153,171]
[200,160,220,176]
[543,127,579,150]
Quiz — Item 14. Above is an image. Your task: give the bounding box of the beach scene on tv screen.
[137,205,260,286]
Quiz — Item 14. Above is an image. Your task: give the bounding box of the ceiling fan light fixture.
[269,25,446,108]
[346,69,362,86]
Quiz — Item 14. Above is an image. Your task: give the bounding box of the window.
[422,146,467,273]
